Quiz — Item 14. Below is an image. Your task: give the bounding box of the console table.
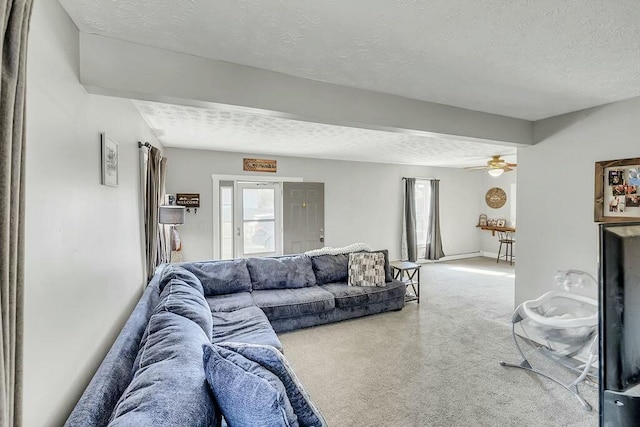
[390,261,421,303]
[476,225,516,236]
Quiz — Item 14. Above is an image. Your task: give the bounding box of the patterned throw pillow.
[348,252,386,287]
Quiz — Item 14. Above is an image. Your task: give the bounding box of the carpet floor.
[278,257,599,427]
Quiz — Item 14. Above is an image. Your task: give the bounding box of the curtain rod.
[138,141,153,149]
[402,177,439,181]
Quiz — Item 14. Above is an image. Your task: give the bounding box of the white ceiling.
[133,100,517,167]
[58,0,640,167]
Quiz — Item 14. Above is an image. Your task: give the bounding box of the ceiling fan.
[466,155,517,177]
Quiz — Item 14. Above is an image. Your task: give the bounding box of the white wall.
[23,2,161,426]
[478,170,517,256]
[515,96,640,306]
[164,148,483,262]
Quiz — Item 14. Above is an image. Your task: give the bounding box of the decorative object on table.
[465,155,517,177]
[485,187,507,209]
[101,133,119,187]
[176,193,200,213]
[478,214,488,226]
[243,158,277,173]
[496,219,506,227]
[500,269,598,411]
[594,157,640,222]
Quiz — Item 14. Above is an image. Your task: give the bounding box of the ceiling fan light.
[488,168,504,177]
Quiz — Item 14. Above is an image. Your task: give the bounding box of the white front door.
[236,182,281,258]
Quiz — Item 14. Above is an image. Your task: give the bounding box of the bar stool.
[496,230,515,265]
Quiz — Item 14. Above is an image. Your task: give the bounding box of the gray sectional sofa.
[65,251,405,426]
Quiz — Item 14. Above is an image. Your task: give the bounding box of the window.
[219,182,234,259]
[414,180,431,257]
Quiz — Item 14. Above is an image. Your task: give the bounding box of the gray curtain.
[142,146,168,281]
[1,1,33,426]
[402,178,417,262]
[425,179,445,260]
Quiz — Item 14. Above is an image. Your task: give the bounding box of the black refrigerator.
[599,222,640,426]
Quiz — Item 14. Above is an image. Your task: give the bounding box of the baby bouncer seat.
[500,270,599,411]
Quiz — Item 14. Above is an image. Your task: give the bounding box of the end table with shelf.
[390,261,421,303]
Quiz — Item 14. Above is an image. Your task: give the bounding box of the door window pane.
[243,189,275,220]
[243,221,275,254]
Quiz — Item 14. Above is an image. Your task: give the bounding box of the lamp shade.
[158,205,185,225]
[488,168,504,177]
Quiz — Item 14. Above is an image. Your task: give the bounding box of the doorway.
[212,175,325,260]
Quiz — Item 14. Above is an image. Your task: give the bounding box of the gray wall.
[515,96,640,305]
[23,2,161,425]
[479,170,517,256]
[164,148,484,262]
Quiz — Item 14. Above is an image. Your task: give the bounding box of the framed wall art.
[595,157,640,222]
[101,133,119,187]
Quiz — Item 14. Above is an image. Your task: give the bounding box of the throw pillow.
[348,252,385,287]
[366,249,393,282]
[218,342,327,427]
[202,344,299,427]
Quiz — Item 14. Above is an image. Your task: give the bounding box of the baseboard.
[418,252,482,264]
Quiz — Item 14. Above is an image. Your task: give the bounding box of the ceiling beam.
[79,33,533,146]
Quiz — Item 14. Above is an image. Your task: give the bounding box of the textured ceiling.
[133,101,517,168]
[57,0,639,167]
[60,0,640,120]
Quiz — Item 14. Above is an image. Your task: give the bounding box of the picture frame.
[478,214,488,226]
[496,219,506,227]
[595,157,640,222]
[101,133,119,187]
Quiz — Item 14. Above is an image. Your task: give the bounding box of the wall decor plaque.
[485,187,507,209]
[243,158,277,173]
[176,193,200,208]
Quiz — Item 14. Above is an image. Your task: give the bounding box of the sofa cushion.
[252,287,335,321]
[179,259,252,296]
[348,252,386,287]
[131,271,213,375]
[218,342,327,427]
[109,312,217,427]
[212,306,282,351]
[202,344,298,427]
[154,273,213,338]
[310,254,349,285]
[206,292,255,313]
[247,256,317,290]
[158,265,204,293]
[321,280,406,308]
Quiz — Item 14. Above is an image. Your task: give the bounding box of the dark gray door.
[283,182,324,254]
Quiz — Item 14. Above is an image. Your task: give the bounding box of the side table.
[390,261,421,303]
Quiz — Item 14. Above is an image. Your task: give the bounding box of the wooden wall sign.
[176,193,200,208]
[243,158,277,173]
